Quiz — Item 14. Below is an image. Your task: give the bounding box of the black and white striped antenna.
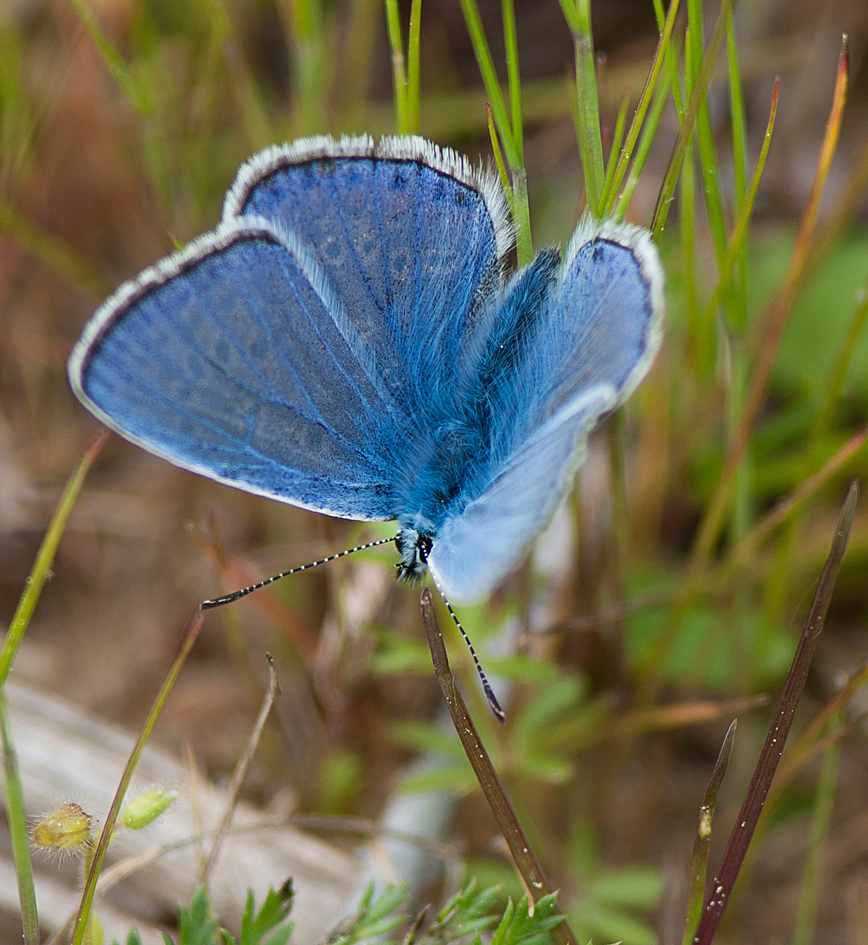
[201,536,505,721]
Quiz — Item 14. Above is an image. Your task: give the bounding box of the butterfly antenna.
[201,536,398,609]
[429,575,506,723]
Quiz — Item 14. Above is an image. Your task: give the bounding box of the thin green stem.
[652,0,730,239]
[699,80,779,333]
[0,431,109,688]
[790,729,840,945]
[502,0,523,166]
[384,0,408,132]
[608,0,682,218]
[406,0,422,133]
[290,0,328,134]
[458,0,518,167]
[1,693,38,945]
[568,0,605,217]
[72,615,204,945]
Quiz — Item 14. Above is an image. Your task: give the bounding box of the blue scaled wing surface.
[68,136,513,521]
[427,218,664,602]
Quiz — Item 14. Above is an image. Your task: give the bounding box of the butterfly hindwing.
[544,219,663,415]
[428,220,663,600]
[428,385,616,601]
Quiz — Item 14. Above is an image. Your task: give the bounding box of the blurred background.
[2,0,868,942]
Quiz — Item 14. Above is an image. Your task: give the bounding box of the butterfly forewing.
[70,221,401,519]
[225,136,513,423]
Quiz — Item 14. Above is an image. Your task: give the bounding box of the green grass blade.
[719,426,867,580]
[690,41,847,571]
[679,118,699,349]
[688,0,728,266]
[652,0,730,239]
[458,0,530,253]
[0,693,38,945]
[502,0,523,166]
[653,0,685,119]
[600,95,629,211]
[458,0,517,167]
[406,0,423,133]
[725,3,749,332]
[698,79,780,347]
[511,167,533,266]
[615,68,671,222]
[0,203,108,295]
[557,0,580,35]
[607,0,682,218]
[811,281,868,441]
[0,431,108,944]
[384,0,408,132]
[568,0,605,217]
[0,25,35,197]
[0,431,109,689]
[488,106,512,199]
[790,732,840,945]
[72,614,204,945]
[290,0,328,134]
[70,0,154,118]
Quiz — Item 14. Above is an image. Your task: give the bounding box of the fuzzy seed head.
[31,802,94,856]
[120,787,179,830]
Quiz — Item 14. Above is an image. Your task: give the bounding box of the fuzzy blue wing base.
[428,219,664,601]
[428,386,614,601]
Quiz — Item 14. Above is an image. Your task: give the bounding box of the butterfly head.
[395,524,433,585]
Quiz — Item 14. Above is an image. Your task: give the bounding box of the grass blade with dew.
[681,720,736,945]
[690,480,858,945]
[775,662,868,790]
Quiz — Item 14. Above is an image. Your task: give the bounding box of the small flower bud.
[30,802,94,856]
[82,912,104,945]
[120,787,179,830]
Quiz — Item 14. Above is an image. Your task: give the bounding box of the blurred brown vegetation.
[3,0,868,942]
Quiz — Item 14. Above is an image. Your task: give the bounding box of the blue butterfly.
[69,135,663,616]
